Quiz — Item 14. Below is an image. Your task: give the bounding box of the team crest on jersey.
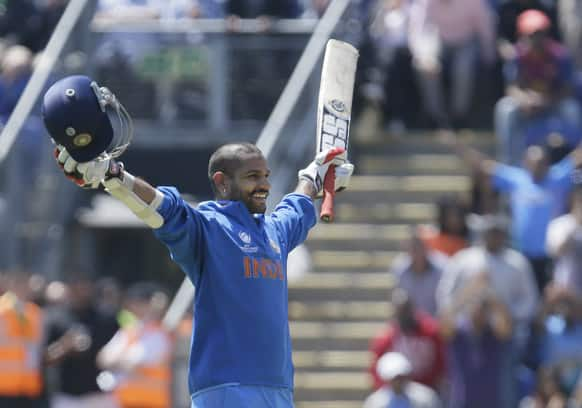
[269,239,281,254]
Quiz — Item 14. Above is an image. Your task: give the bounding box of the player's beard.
[231,185,268,214]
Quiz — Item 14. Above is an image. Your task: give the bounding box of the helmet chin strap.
[90,81,134,161]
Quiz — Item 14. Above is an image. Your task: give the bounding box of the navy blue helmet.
[42,75,133,162]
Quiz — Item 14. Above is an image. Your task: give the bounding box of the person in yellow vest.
[0,270,44,408]
[97,282,173,408]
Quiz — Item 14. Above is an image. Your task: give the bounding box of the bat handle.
[320,164,336,223]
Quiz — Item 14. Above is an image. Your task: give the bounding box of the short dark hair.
[436,196,469,238]
[207,143,263,194]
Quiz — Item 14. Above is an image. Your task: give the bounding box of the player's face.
[229,156,271,214]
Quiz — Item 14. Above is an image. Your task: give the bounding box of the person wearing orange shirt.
[97,282,173,408]
[0,270,44,408]
[420,196,469,257]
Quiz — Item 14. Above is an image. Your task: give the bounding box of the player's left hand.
[334,160,354,193]
[298,147,354,196]
[55,146,111,189]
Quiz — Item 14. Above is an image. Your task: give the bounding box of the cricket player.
[42,75,354,407]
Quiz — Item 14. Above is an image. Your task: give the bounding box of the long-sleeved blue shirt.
[154,188,316,396]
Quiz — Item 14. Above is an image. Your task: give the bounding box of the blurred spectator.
[522,286,582,407]
[494,9,581,165]
[570,376,582,407]
[523,122,582,163]
[519,367,568,408]
[301,0,330,18]
[437,214,538,406]
[95,0,200,21]
[534,287,582,394]
[30,0,68,52]
[441,131,582,292]
[0,45,47,273]
[558,0,582,70]
[0,0,41,51]
[97,282,172,408]
[93,0,201,120]
[440,273,513,408]
[357,0,415,137]
[225,0,302,31]
[95,277,123,317]
[419,196,470,257]
[391,229,445,317]
[408,0,496,129]
[545,181,582,295]
[363,352,442,408]
[195,0,226,18]
[45,273,119,408]
[0,45,33,117]
[27,273,48,307]
[226,0,302,19]
[0,270,45,407]
[491,145,574,290]
[437,214,538,343]
[369,289,445,391]
[497,0,559,48]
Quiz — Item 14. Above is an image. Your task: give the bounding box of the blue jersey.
[492,157,574,257]
[154,188,316,395]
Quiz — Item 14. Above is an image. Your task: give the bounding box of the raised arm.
[55,148,165,229]
[294,178,318,199]
[438,130,498,176]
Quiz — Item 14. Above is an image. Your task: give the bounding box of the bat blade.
[316,39,359,222]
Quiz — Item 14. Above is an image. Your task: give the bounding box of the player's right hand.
[54,146,111,189]
[298,147,353,196]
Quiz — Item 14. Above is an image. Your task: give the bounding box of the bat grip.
[320,164,336,223]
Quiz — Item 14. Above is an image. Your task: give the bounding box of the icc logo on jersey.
[238,231,251,244]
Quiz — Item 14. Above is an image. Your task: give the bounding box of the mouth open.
[251,191,269,203]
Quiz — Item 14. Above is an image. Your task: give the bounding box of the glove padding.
[55,146,112,189]
[298,146,354,196]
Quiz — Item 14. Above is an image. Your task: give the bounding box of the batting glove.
[298,147,354,196]
[54,146,113,189]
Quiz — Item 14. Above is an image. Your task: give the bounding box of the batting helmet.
[42,75,133,162]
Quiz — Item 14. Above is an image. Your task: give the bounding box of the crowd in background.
[360,1,582,407]
[356,0,582,144]
[0,0,582,407]
[366,190,582,407]
[0,268,183,407]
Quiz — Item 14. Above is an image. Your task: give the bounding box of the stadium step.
[334,175,471,204]
[334,202,435,224]
[293,350,371,371]
[353,130,496,155]
[310,250,396,272]
[290,321,385,350]
[293,371,371,401]
[289,301,392,321]
[288,272,394,302]
[359,154,466,175]
[347,174,471,192]
[307,223,411,251]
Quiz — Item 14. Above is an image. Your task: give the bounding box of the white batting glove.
[54,146,111,189]
[298,147,354,196]
[334,161,354,193]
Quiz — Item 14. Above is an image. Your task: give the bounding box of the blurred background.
[0,0,581,407]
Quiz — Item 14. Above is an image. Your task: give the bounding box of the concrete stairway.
[289,131,495,408]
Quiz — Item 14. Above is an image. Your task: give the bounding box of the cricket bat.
[316,39,359,222]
